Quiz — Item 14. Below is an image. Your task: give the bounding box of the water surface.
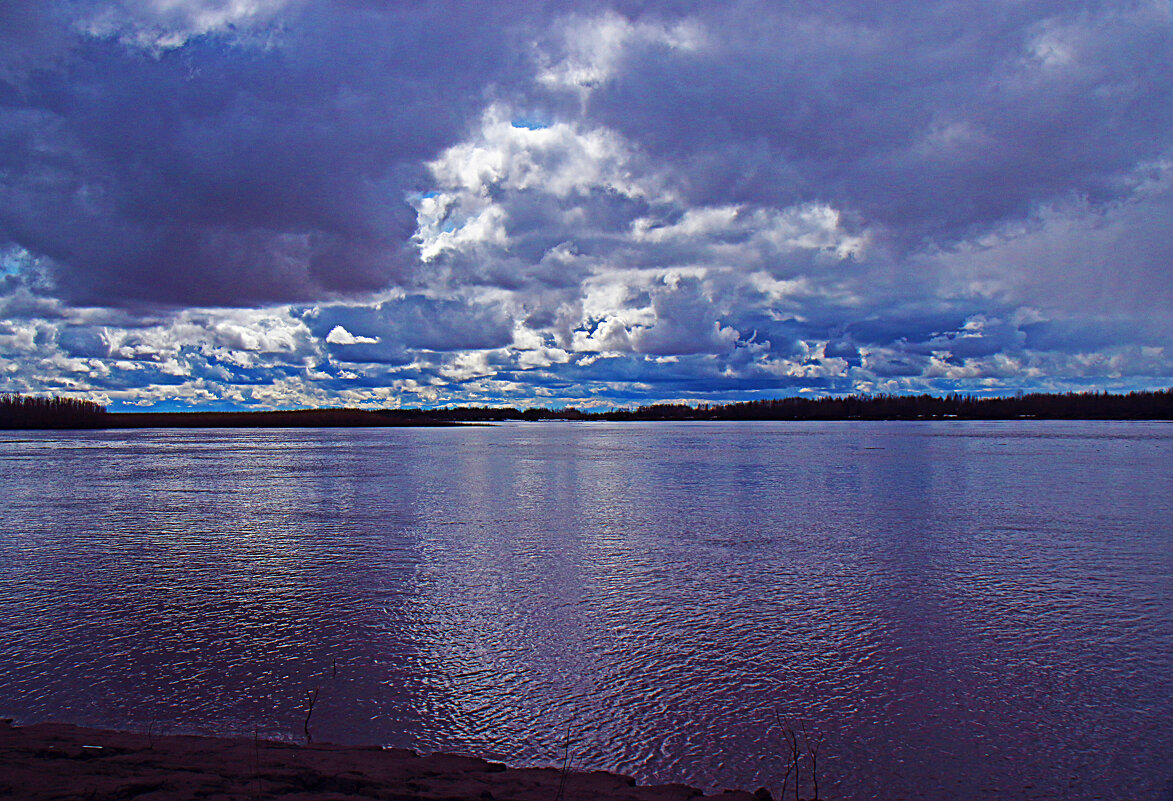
[1,422,1170,800]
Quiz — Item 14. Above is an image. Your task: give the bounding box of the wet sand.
[0,720,772,801]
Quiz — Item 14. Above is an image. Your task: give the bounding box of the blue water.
[0,421,1170,800]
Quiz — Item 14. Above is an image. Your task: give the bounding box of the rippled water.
[1,422,1171,800]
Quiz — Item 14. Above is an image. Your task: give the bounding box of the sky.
[0,0,1171,410]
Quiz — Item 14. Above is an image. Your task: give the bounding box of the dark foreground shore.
[0,720,771,801]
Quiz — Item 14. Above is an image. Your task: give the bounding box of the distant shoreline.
[2,389,1171,429]
[0,720,765,801]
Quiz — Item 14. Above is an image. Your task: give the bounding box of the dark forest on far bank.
[2,389,1172,429]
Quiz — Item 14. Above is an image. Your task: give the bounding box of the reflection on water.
[1,422,1171,800]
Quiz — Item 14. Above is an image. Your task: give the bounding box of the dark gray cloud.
[582,0,1173,242]
[0,1,541,307]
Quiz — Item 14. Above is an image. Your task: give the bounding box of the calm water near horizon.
[0,421,1170,800]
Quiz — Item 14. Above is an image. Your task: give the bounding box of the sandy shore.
[0,720,772,801]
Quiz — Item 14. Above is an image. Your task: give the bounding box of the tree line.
[584,389,1173,421]
[2,388,1171,428]
[0,393,108,428]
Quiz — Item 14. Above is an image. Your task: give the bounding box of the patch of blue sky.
[106,397,245,413]
[406,190,441,204]
[511,115,550,130]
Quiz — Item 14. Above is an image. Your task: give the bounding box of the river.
[1,421,1170,800]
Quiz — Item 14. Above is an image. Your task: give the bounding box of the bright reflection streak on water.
[0,421,1171,800]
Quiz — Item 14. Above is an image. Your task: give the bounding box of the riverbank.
[0,720,770,801]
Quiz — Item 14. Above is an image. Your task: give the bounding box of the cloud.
[78,0,300,51]
[0,2,539,308]
[1,2,1170,407]
[580,1,1173,243]
[304,295,516,365]
[325,325,379,346]
[925,158,1173,321]
[537,10,706,97]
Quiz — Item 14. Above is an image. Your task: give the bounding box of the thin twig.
[787,728,801,801]
[553,720,573,801]
[772,710,797,801]
[800,721,824,801]
[777,714,801,801]
[304,688,319,744]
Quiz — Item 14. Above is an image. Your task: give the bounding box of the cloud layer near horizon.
[1,0,1171,409]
